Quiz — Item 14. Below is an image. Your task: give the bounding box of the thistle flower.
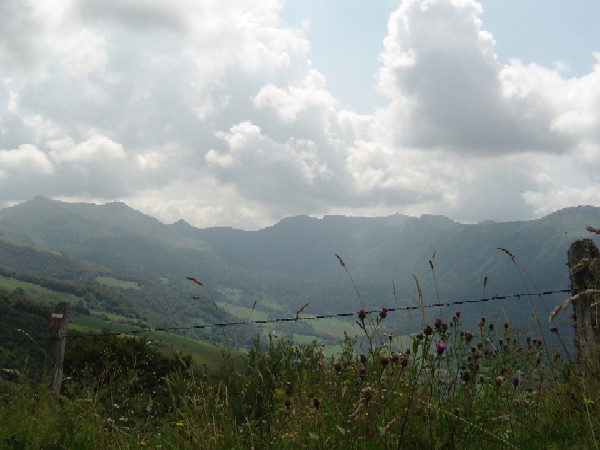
[511,375,520,387]
[358,366,367,376]
[424,325,433,336]
[379,307,388,319]
[358,309,367,320]
[437,341,447,355]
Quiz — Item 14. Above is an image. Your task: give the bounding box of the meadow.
[1,304,599,450]
[1,241,600,449]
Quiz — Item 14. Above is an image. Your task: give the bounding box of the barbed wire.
[0,288,571,344]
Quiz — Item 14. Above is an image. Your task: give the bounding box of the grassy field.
[95,276,141,290]
[0,275,81,304]
[69,312,235,368]
[1,311,598,449]
[216,301,269,322]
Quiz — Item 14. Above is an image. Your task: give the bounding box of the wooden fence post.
[44,301,71,394]
[567,239,600,362]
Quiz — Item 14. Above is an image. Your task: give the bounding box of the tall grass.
[2,252,600,449]
[1,309,599,449]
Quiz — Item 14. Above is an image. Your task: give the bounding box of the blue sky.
[1,0,600,229]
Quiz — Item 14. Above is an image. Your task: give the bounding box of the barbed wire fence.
[1,288,572,345]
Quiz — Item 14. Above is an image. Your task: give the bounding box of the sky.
[1,0,600,230]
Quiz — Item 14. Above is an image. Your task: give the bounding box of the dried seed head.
[335,253,346,267]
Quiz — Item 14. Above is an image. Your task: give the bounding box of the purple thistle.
[511,374,520,387]
[436,341,447,355]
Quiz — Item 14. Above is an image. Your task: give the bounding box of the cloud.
[376,0,575,155]
[0,144,54,177]
[0,0,599,228]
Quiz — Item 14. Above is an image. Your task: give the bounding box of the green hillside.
[1,197,600,347]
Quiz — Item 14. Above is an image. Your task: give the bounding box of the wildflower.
[479,317,486,326]
[334,362,342,372]
[436,341,447,355]
[455,311,461,319]
[461,370,471,382]
[464,331,474,342]
[401,356,409,368]
[175,422,184,427]
[380,356,389,367]
[424,325,433,336]
[434,318,444,329]
[358,309,367,320]
[511,375,520,387]
[391,352,400,364]
[379,307,388,319]
[550,325,558,334]
[358,366,367,376]
[495,376,505,387]
[488,323,494,331]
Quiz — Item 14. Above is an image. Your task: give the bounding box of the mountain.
[1,196,599,344]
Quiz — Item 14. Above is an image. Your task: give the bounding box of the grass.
[1,245,599,449]
[0,275,81,304]
[310,316,364,339]
[1,310,598,449]
[95,276,141,290]
[215,301,269,321]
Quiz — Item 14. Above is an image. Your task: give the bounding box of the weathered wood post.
[44,301,71,394]
[567,239,600,362]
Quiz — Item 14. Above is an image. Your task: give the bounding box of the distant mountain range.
[1,196,599,343]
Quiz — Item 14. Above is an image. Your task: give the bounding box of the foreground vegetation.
[1,308,598,450]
